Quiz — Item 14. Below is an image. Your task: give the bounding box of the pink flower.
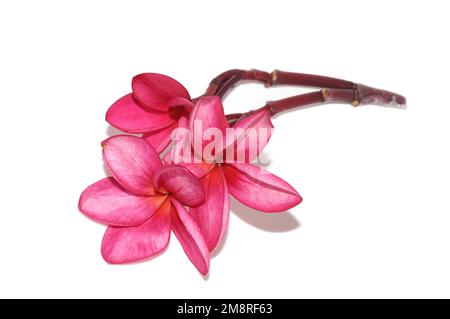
[169,96,303,251]
[106,73,193,153]
[78,135,210,275]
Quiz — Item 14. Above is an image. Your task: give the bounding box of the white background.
[1,1,449,298]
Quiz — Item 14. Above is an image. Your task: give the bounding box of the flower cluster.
[79,70,405,275]
[79,73,302,275]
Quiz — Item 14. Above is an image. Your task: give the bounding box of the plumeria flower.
[78,135,210,275]
[106,73,193,152]
[167,96,303,251]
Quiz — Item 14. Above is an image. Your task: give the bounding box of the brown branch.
[226,85,407,124]
[200,69,407,123]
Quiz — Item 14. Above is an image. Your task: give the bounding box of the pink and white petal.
[106,93,176,134]
[153,166,205,207]
[191,168,230,252]
[79,177,167,226]
[132,73,191,112]
[102,135,163,195]
[170,198,210,275]
[189,96,229,153]
[143,122,178,154]
[222,163,302,212]
[226,108,274,163]
[101,199,172,264]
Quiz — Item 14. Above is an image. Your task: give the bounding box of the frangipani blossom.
[78,135,210,275]
[168,96,303,251]
[106,73,193,152]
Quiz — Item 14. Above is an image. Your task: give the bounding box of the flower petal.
[106,93,177,134]
[101,199,171,264]
[226,108,274,163]
[163,148,217,179]
[168,96,194,112]
[170,198,210,275]
[102,135,163,195]
[162,117,215,179]
[178,162,216,179]
[222,163,302,212]
[153,166,205,207]
[132,73,190,112]
[143,122,178,154]
[163,116,211,171]
[189,96,229,157]
[144,115,189,154]
[79,178,167,227]
[191,167,230,252]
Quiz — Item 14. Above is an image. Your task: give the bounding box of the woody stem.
[203,69,358,98]
[201,69,407,122]
[225,86,407,124]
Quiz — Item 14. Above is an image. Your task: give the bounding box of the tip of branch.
[387,100,408,110]
[357,84,407,110]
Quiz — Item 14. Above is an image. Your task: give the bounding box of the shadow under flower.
[212,197,301,258]
[229,196,300,232]
[106,125,125,137]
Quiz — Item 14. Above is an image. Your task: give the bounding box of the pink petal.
[153,166,205,207]
[170,198,210,275]
[144,115,189,154]
[178,162,216,179]
[101,199,172,264]
[163,115,200,168]
[106,93,177,134]
[163,130,216,178]
[226,108,274,163]
[191,167,230,252]
[189,96,229,157]
[168,96,194,112]
[222,163,302,212]
[143,122,178,153]
[162,116,215,178]
[79,178,167,226]
[177,114,189,130]
[102,135,163,195]
[132,73,190,112]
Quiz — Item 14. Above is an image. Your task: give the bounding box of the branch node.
[352,85,361,106]
[271,70,278,83]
